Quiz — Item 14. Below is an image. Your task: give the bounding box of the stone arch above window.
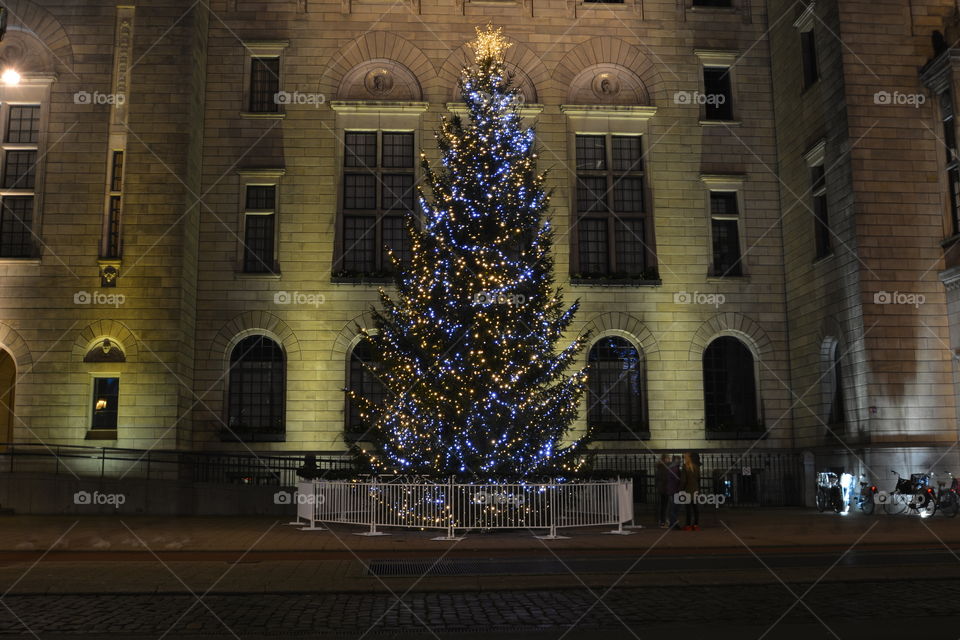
[0,322,32,372]
[211,311,301,364]
[436,37,547,105]
[555,38,663,106]
[578,312,659,360]
[73,320,138,363]
[83,338,125,363]
[320,31,433,100]
[338,59,423,101]
[688,312,771,361]
[331,313,379,360]
[566,64,649,106]
[0,1,74,75]
[0,30,53,75]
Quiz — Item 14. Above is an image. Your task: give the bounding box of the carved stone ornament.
[0,32,52,75]
[364,68,394,96]
[99,264,120,288]
[592,72,621,99]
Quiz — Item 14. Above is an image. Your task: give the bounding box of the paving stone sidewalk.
[1,579,958,638]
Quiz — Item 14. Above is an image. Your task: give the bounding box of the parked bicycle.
[882,471,934,516]
[815,471,844,513]
[853,475,877,515]
[932,471,959,518]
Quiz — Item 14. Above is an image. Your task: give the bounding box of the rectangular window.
[103,196,122,259]
[709,191,742,276]
[338,131,415,276]
[243,185,277,273]
[574,134,651,279]
[91,377,119,430]
[703,67,734,121]
[800,30,819,89]
[578,218,608,275]
[0,103,40,258]
[811,164,831,258]
[3,150,36,189]
[249,57,280,113]
[101,150,125,259]
[6,106,39,144]
[942,92,960,237]
[110,150,124,192]
[0,197,33,258]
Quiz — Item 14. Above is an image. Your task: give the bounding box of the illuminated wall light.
[2,68,20,86]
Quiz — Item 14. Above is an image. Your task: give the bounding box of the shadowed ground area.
[0,509,959,638]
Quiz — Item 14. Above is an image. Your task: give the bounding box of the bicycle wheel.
[916,493,936,518]
[860,497,875,515]
[883,492,908,515]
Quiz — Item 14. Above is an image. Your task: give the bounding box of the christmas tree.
[350,26,589,479]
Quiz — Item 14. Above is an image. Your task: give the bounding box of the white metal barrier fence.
[287,479,634,539]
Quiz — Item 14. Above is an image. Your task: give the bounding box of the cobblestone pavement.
[1,578,959,638]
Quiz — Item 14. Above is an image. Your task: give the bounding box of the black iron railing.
[0,443,805,505]
[0,443,352,487]
[590,450,805,507]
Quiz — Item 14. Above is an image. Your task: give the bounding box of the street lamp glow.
[2,69,20,86]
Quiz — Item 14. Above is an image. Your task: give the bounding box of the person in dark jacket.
[654,453,672,528]
[681,452,702,531]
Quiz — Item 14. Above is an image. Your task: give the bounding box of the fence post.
[355,477,389,536]
[605,477,635,535]
[299,480,326,531]
[431,475,463,541]
[535,479,570,540]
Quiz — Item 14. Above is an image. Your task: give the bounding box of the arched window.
[587,336,647,438]
[346,340,387,440]
[827,341,846,427]
[703,336,759,435]
[227,335,285,440]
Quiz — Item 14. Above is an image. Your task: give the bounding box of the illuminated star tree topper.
[349,24,590,479]
[470,24,510,62]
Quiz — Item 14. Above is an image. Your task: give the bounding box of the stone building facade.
[768,0,960,477]
[0,0,956,484]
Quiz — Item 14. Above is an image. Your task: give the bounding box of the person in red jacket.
[681,452,702,531]
[665,455,682,528]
